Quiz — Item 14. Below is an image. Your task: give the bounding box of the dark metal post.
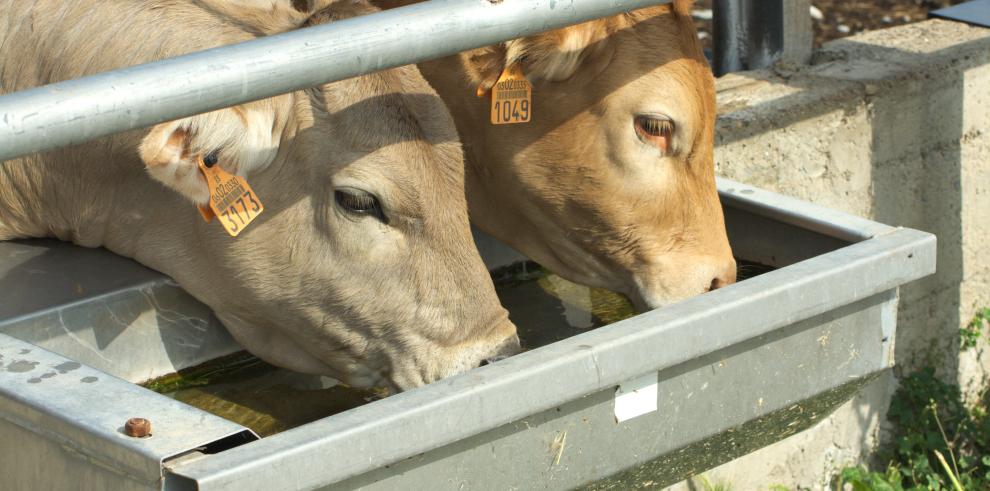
[713,0,812,76]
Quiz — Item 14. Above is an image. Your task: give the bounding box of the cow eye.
[634,115,674,153]
[335,188,388,224]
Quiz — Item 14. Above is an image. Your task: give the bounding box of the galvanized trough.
[0,178,935,490]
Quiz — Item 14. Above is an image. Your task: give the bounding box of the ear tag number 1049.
[490,64,532,125]
[197,158,264,237]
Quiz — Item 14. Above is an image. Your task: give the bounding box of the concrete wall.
[669,18,990,490]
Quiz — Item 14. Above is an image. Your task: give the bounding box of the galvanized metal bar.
[0,333,257,489]
[335,291,896,490]
[0,0,671,163]
[168,226,935,489]
[717,178,895,243]
[713,0,811,75]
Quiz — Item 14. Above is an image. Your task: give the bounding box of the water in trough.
[143,260,774,437]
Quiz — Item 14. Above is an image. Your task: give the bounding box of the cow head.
[417,1,735,310]
[136,1,518,391]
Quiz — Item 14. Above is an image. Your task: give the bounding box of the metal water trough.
[0,0,935,487]
[0,178,935,490]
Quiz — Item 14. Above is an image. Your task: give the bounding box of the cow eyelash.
[634,115,675,153]
[635,116,674,138]
[335,188,389,224]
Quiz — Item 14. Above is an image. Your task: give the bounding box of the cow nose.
[479,333,521,367]
[706,259,738,292]
[479,357,501,367]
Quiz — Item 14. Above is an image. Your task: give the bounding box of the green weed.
[837,368,990,490]
[696,475,732,491]
[960,307,990,351]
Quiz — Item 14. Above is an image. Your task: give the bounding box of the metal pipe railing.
[0,0,670,163]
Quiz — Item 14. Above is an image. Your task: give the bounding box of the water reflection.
[145,259,773,436]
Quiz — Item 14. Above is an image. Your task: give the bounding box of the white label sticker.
[614,372,659,423]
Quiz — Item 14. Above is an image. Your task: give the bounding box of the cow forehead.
[308,70,466,217]
[321,67,459,145]
[538,10,709,109]
[600,19,715,126]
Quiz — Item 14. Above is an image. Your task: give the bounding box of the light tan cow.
[0,0,518,391]
[377,0,736,310]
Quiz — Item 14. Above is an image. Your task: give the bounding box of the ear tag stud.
[196,156,264,237]
[489,64,532,125]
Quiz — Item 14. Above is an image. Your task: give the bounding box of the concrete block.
[667,18,990,490]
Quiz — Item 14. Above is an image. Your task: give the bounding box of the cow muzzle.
[387,319,520,391]
[478,333,522,367]
[631,255,737,311]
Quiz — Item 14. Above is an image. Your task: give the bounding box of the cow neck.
[0,155,51,240]
[0,140,205,276]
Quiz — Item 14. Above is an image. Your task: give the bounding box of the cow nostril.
[709,277,723,292]
[479,354,510,368]
[706,260,737,293]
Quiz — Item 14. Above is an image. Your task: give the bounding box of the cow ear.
[138,102,285,205]
[510,19,614,82]
[461,44,510,96]
[195,0,336,35]
[672,0,694,17]
[463,19,614,89]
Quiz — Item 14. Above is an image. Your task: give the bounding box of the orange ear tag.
[489,64,532,125]
[196,159,264,237]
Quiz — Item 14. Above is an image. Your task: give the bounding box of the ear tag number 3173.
[490,64,532,125]
[197,158,264,237]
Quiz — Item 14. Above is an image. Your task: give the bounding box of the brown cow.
[0,0,518,391]
[377,0,736,310]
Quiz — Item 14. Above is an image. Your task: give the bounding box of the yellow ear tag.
[196,158,264,237]
[490,64,532,125]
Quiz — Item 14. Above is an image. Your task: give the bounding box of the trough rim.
[163,178,936,490]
